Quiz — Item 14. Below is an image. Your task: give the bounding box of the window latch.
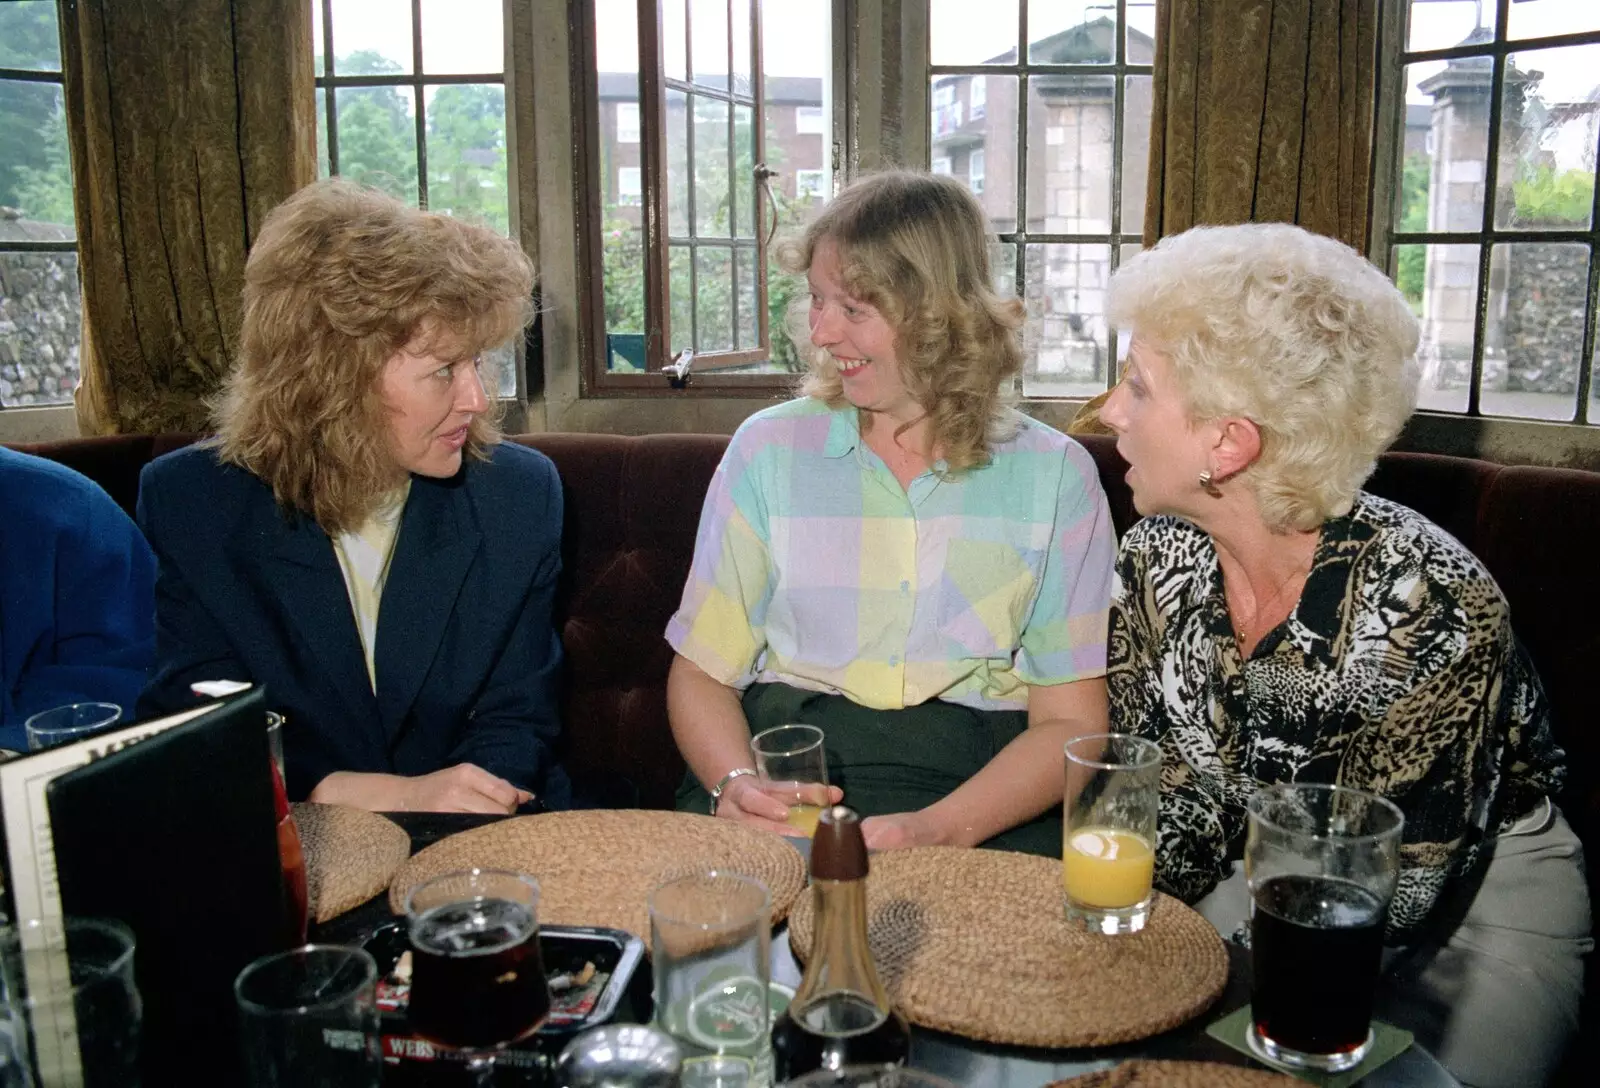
[665,349,694,389]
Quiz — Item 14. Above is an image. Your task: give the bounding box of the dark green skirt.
[675,682,1062,858]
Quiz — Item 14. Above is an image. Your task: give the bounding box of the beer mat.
[291,802,412,923]
[1047,1060,1300,1087]
[787,847,1228,1048]
[1204,1006,1413,1088]
[386,809,807,938]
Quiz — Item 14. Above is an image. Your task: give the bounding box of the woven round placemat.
[291,802,412,924]
[386,810,807,939]
[1047,1061,1299,1088]
[787,847,1227,1048]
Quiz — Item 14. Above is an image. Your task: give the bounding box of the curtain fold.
[1142,0,1379,251]
[59,0,315,434]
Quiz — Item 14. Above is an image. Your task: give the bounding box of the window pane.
[0,1,61,72]
[1507,0,1600,43]
[695,247,733,352]
[1405,1,1496,54]
[1121,75,1152,237]
[317,87,331,176]
[1400,60,1490,234]
[1494,46,1598,231]
[334,85,419,203]
[331,0,414,76]
[669,244,693,356]
[931,0,1018,66]
[663,0,687,83]
[933,75,1017,228]
[689,0,729,85]
[736,247,758,349]
[0,251,80,408]
[1397,242,1479,415]
[734,104,756,238]
[1028,74,1113,234]
[602,210,646,373]
[1481,242,1588,421]
[1028,1,1112,65]
[313,0,328,74]
[1021,242,1111,399]
[1590,340,1599,422]
[767,257,804,370]
[765,0,831,214]
[1127,2,1156,61]
[991,241,1017,298]
[0,80,73,232]
[419,0,502,74]
[693,94,731,238]
[731,0,753,98]
[482,341,516,399]
[667,89,690,235]
[425,83,507,233]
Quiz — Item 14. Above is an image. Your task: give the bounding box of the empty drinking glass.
[24,703,122,751]
[0,916,142,1087]
[234,944,382,1088]
[650,871,772,1088]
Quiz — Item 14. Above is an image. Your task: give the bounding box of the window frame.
[574,0,842,397]
[311,0,522,402]
[1371,0,1600,426]
[927,0,1153,399]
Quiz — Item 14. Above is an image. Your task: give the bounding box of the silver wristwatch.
[709,767,758,815]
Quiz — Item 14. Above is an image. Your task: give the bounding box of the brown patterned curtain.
[1068,0,1381,436]
[1143,0,1380,250]
[59,0,315,434]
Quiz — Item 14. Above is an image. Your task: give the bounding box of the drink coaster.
[787,847,1227,1048]
[1204,1005,1413,1088]
[1048,1060,1300,1087]
[387,810,807,939]
[291,802,411,923]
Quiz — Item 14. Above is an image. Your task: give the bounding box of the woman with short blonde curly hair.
[138,178,575,818]
[1105,222,1420,532]
[1100,222,1584,1087]
[666,171,1115,857]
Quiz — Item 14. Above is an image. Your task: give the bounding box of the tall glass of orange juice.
[750,724,830,838]
[1063,733,1160,934]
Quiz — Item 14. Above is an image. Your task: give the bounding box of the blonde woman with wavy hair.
[1100,222,1586,1087]
[665,171,1115,856]
[137,178,576,816]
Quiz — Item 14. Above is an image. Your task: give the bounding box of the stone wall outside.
[0,216,80,408]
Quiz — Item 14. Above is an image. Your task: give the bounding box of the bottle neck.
[792,878,892,1012]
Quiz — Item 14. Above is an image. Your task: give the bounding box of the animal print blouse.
[1108,492,1564,941]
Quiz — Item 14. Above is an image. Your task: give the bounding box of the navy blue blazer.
[136,441,571,807]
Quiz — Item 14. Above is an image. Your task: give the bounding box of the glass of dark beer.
[1245,783,1404,1073]
[403,868,550,1086]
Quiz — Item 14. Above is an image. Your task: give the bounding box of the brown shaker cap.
[810,805,868,881]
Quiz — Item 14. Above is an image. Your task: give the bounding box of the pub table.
[313,812,1460,1087]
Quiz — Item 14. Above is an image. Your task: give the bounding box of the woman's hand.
[717,776,843,836]
[309,765,534,814]
[860,810,946,851]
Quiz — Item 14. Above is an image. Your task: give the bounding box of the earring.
[1199,469,1223,497]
